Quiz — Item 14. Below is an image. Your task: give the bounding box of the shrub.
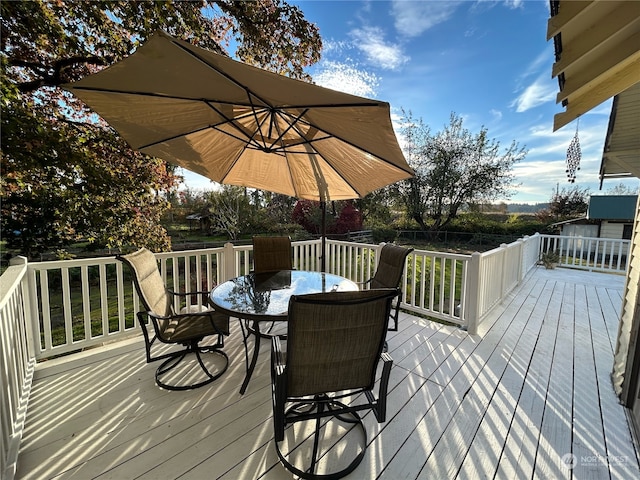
[373,227,398,243]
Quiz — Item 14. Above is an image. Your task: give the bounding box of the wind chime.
[566,119,581,183]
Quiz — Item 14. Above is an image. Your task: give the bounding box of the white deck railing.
[0,232,618,480]
[539,233,630,273]
[0,257,34,480]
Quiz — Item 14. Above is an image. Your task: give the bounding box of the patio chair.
[271,288,398,479]
[252,236,293,273]
[246,236,293,340]
[359,243,413,333]
[117,248,230,391]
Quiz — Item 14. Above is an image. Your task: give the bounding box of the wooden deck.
[15,267,639,479]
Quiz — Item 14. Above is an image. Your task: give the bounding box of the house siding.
[601,221,625,239]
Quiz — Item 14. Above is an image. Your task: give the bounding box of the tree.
[205,186,251,240]
[1,1,322,256]
[546,185,590,220]
[262,193,299,228]
[334,202,363,234]
[292,200,363,235]
[605,182,639,196]
[1,79,176,255]
[396,111,526,233]
[292,200,332,235]
[354,186,396,227]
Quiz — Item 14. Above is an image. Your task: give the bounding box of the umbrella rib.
[167,37,300,154]
[269,113,301,198]
[203,101,270,150]
[265,108,310,152]
[285,114,379,199]
[68,85,262,107]
[131,102,271,152]
[69,85,384,110]
[70,85,272,152]
[247,93,274,151]
[270,109,363,200]
[277,109,414,176]
[166,35,392,113]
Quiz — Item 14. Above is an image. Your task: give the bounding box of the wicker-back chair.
[271,288,398,479]
[118,248,230,391]
[360,243,413,332]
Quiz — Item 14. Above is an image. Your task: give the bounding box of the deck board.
[15,267,639,479]
[480,279,563,480]
[534,282,575,480]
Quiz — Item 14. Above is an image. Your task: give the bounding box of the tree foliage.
[537,185,590,221]
[1,0,322,256]
[396,111,526,233]
[204,186,252,241]
[605,182,639,196]
[292,200,363,235]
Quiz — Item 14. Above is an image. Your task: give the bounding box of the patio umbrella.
[63,30,413,270]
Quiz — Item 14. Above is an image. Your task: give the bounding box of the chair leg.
[154,340,229,391]
[274,398,368,479]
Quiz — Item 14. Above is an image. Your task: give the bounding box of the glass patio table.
[209,270,358,394]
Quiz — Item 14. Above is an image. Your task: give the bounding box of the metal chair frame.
[237,236,293,393]
[118,248,230,391]
[359,243,414,332]
[271,288,397,479]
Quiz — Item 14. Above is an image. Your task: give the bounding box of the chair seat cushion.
[180,305,211,314]
[160,306,230,341]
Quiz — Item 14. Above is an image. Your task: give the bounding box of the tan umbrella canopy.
[63,30,413,269]
[63,30,413,201]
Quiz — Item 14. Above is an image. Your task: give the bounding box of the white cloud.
[391,0,463,37]
[510,75,557,112]
[322,39,349,56]
[313,61,379,97]
[349,26,409,70]
[504,0,525,9]
[490,109,503,122]
[517,47,554,82]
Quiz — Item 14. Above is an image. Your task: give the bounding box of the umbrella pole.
[320,201,326,272]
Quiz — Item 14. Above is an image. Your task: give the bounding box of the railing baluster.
[81,265,91,340]
[61,267,72,346]
[39,270,52,352]
[116,261,126,333]
[99,263,109,337]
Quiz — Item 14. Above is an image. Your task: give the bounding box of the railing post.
[466,252,481,335]
[516,238,524,282]
[500,243,508,297]
[223,242,236,281]
[8,256,36,359]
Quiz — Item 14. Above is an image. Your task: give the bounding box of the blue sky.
[181,0,638,204]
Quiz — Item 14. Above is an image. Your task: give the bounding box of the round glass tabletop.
[209,270,358,320]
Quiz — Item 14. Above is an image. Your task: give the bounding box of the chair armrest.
[271,335,287,441]
[169,290,219,313]
[375,352,393,422]
[272,336,287,371]
[143,309,229,337]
